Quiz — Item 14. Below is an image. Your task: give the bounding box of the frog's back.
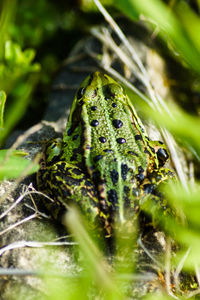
[39,71,172,235]
[65,72,155,223]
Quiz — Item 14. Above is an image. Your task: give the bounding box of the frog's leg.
[37,138,99,223]
[138,166,176,229]
[137,137,175,226]
[37,160,100,223]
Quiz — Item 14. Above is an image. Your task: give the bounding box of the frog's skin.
[37,71,173,236]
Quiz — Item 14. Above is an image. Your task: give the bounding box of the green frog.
[37,71,173,236]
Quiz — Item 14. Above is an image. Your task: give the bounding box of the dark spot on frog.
[158,141,164,145]
[94,155,103,162]
[143,184,156,194]
[91,106,97,111]
[77,87,85,100]
[157,148,169,166]
[110,169,119,184]
[153,163,157,169]
[91,120,99,127]
[144,149,151,156]
[72,168,82,175]
[70,154,78,162]
[135,134,142,141]
[67,128,73,136]
[58,162,67,172]
[85,180,93,187]
[47,155,61,165]
[103,149,114,153]
[168,170,174,177]
[121,163,129,180]
[132,187,140,197]
[72,134,79,141]
[73,147,81,154]
[92,171,101,181]
[128,151,138,157]
[99,136,106,143]
[116,138,126,144]
[86,144,93,150]
[64,175,82,186]
[112,119,123,128]
[38,169,46,178]
[61,189,71,198]
[150,146,155,153]
[138,166,144,173]
[156,174,162,181]
[112,103,117,108]
[80,187,89,197]
[107,189,118,205]
[124,186,130,194]
[123,186,131,210]
[136,173,145,182]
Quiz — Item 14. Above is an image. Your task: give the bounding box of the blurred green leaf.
[166,183,200,226]
[0,149,39,180]
[114,0,200,74]
[80,0,114,12]
[144,295,174,300]
[0,40,40,93]
[0,90,6,128]
[9,0,65,48]
[5,40,38,68]
[144,181,200,269]
[175,1,200,53]
[65,207,121,299]
[139,100,200,155]
[0,75,39,146]
[0,0,16,59]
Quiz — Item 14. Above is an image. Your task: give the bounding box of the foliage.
[0,89,38,179]
[0,0,80,144]
[0,149,39,180]
[0,0,40,144]
[115,0,200,74]
[0,90,6,129]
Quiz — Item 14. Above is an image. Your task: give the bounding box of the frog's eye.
[156,148,169,167]
[84,88,98,100]
[45,138,63,165]
[103,83,123,100]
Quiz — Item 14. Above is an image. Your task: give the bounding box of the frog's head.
[75,71,124,106]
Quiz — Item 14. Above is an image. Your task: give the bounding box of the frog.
[37,71,173,237]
